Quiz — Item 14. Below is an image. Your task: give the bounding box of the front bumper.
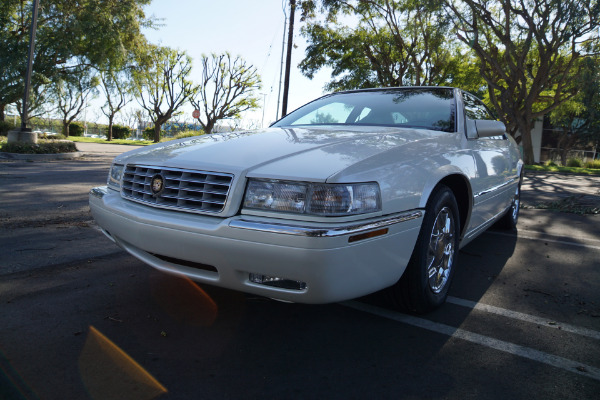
[89,186,423,303]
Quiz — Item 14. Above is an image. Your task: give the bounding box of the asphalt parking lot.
[1,143,599,399]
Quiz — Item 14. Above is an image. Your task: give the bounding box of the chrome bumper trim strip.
[229,211,423,238]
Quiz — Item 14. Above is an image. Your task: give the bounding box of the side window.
[463,93,494,120]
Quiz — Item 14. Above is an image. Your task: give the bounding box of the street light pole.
[21,0,40,132]
[276,5,287,121]
[281,0,296,118]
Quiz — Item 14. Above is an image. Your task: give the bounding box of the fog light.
[249,273,307,290]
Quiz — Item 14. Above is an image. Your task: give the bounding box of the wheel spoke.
[427,206,455,294]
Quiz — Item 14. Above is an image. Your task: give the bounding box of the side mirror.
[475,120,506,138]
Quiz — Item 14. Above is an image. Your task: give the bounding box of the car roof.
[329,86,458,95]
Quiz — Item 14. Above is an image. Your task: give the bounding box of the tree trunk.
[107,116,114,141]
[560,148,568,166]
[0,104,5,121]
[515,118,535,165]
[204,120,215,135]
[153,123,161,143]
[63,122,70,137]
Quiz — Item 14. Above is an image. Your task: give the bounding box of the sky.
[140,0,333,128]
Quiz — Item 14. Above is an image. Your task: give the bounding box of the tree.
[298,0,473,91]
[444,0,600,164]
[190,53,261,134]
[14,83,56,124]
[99,68,133,141]
[549,56,600,165]
[49,67,99,137]
[134,45,198,142]
[0,0,151,121]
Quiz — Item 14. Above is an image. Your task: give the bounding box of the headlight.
[244,179,381,216]
[107,163,124,190]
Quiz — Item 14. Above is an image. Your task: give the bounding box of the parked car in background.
[90,87,523,313]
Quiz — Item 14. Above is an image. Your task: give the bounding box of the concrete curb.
[0,151,84,161]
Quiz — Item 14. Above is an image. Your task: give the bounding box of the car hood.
[115,126,449,182]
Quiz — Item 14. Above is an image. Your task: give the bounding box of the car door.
[463,93,514,232]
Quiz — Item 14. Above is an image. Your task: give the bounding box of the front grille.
[121,165,233,214]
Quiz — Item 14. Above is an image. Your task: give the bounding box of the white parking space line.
[487,231,600,251]
[447,296,600,340]
[342,301,600,382]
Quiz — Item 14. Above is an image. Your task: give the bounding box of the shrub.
[0,121,15,136]
[46,134,67,140]
[142,126,162,141]
[1,140,77,154]
[584,159,600,169]
[566,158,583,168]
[69,122,85,137]
[109,124,131,140]
[544,160,558,167]
[174,130,203,140]
[37,132,66,140]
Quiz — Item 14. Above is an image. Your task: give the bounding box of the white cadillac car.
[90,87,523,313]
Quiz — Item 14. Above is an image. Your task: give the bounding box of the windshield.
[273,88,456,132]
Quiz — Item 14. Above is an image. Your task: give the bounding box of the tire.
[497,172,523,230]
[387,185,460,314]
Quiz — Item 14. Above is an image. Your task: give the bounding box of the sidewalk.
[75,141,144,157]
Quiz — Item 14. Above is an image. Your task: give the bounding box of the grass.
[525,164,600,176]
[67,136,154,146]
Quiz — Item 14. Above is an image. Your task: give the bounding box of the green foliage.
[585,159,600,169]
[298,0,474,91]
[549,56,600,154]
[566,158,584,168]
[446,0,600,164]
[67,136,152,145]
[173,130,203,140]
[134,45,199,142]
[1,140,77,154]
[545,160,558,167]
[69,122,85,137]
[525,164,600,176]
[50,68,100,136]
[142,127,156,140]
[0,120,14,136]
[0,0,152,118]
[38,133,67,140]
[190,53,261,134]
[110,124,131,140]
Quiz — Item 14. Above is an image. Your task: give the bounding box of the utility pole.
[9,0,40,144]
[276,5,287,121]
[281,0,296,118]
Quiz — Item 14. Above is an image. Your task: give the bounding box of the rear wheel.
[497,172,523,230]
[387,185,460,314]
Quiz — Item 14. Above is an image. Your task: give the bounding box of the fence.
[540,147,599,163]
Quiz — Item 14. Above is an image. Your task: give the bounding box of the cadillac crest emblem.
[150,174,165,197]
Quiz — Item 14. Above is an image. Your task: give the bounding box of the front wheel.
[387,185,460,314]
